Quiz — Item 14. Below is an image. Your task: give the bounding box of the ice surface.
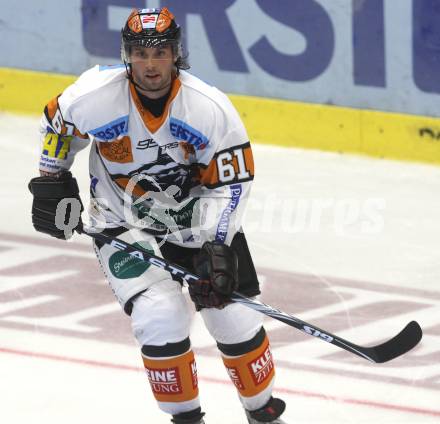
[1,112,439,423]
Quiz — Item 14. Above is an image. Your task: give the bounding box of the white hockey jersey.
[39,65,254,247]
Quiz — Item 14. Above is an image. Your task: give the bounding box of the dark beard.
[133,76,172,94]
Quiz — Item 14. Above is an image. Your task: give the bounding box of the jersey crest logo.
[99,136,133,163]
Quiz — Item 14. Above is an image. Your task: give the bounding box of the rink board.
[1,67,439,165]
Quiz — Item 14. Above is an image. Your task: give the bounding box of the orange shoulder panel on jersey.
[198,142,254,189]
[44,95,88,139]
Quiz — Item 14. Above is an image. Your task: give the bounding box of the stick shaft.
[81,228,422,363]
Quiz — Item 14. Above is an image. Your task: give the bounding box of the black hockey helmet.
[121,7,183,64]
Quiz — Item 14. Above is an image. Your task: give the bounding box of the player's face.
[130,45,176,98]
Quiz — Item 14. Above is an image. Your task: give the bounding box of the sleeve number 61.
[217,148,250,183]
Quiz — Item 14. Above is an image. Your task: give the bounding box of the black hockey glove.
[189,241,239,309]
[28,171,83,240]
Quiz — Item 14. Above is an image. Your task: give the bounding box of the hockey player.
[28,7,287,424]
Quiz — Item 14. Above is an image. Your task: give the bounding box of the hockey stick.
[79,227,423,363]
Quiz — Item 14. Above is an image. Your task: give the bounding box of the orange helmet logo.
[127,9,142,33]
[156,7,175,33]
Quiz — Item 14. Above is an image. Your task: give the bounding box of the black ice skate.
[245,397,287,423]
[171,407,205,424]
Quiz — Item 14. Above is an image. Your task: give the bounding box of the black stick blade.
[366,321,423,363]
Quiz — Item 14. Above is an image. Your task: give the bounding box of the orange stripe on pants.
[142,350,199,403]
[221,336,275,398]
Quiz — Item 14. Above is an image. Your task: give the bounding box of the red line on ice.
[1,346,439,419]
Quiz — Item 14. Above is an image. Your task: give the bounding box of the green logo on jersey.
[109,241,154,279]
[134,197,200,231]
